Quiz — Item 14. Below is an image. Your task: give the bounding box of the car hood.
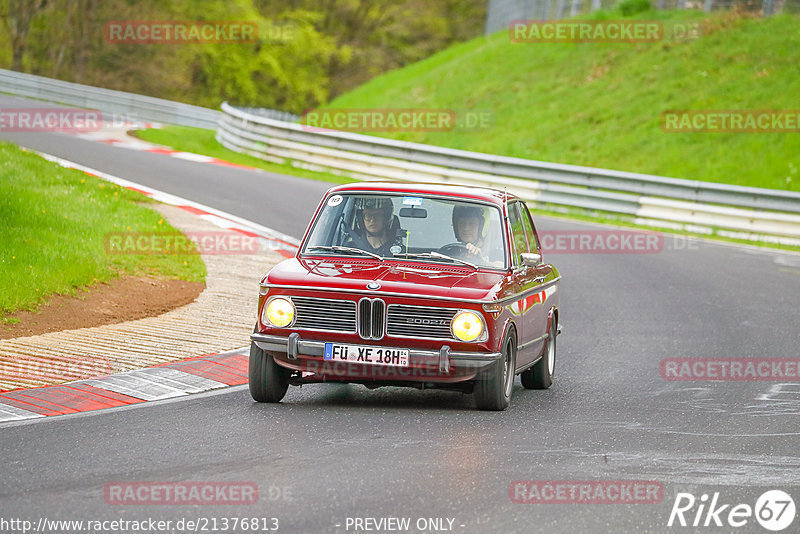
[263,257,508,302]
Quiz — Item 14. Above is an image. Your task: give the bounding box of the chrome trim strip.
[517,333,548,351]
[251,333,502,363]
[384,332,454,342]
[374,298,386,340]
[516,354,543,374]
[277,324,358,335]
[493,277,561,306]
[263,275,561,305]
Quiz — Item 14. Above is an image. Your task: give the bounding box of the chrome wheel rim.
[547,326,556,377]
[503,338,514,397]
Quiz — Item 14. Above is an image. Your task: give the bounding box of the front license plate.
[323,343,409,367]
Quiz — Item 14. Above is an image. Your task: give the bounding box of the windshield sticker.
[327,195,343,206]
[402,196,423,206]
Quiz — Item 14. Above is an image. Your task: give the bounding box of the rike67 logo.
[668,490,795,531]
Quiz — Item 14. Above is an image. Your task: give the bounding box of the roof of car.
[326,181,515,205]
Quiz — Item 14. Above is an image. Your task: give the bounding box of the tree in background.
[0,0,485,112]
[1,0,51,71]
[254,0,486,99]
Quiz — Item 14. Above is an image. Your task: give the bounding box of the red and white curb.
[0,151,301,423]
[75,130,260,171]
[36,152,300,258]
[0,349,249,422]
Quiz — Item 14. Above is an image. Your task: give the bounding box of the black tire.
[249,339,290,403]
[521,318,556,390]
[475,328,516,411]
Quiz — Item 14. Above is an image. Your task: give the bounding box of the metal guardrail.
[2,69,797,245]
[232,106,299,124]
[0,68,220,129]
[217,102,800,245]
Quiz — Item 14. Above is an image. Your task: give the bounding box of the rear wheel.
[521,318,556,390]
[475,329,516,411]
[249,339,290,403]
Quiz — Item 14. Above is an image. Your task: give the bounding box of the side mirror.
[521,253,541,267]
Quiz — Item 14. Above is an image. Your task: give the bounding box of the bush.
[617,0,652,16]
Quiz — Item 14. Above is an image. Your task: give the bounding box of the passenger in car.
[452,205,504,267]
[351,197,404,256]
[453,205,487,256]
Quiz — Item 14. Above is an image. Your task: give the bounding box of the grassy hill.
[324,8,800,192]
[0,143,204,319]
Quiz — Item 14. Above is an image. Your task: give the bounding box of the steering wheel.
[437,242,472,259]
[338,220,372,250]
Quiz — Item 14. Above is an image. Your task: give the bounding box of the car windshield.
[302,193,507,269]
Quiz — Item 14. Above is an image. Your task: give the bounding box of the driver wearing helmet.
[452,205,487,259]
[351,197,403,256]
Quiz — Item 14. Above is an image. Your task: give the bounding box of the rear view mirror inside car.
[399,207,428,218]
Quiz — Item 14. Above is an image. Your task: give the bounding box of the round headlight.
[451,310,484,342]
[264,297,295,327]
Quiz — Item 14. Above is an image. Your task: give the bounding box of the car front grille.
[386,304,459,340]
[358,298,385,340]
[291,296,357,333]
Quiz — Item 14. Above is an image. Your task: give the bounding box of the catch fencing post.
[556,0,567,18]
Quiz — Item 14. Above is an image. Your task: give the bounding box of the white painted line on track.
[0,403,45,422]
[33,151,301,253]
[171,152,215,162]
[134,367,228,394]
[83,372,191,401]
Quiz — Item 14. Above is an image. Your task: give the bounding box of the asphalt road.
[1,94,799,534]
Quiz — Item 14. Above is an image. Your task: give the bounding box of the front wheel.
[521,318,556,390]
[475,329,516,411]
[249,339,290,403]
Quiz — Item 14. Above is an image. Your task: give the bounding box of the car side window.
[507,202,528,267]
[518,202,539,254]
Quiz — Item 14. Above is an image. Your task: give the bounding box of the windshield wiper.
[393,251,477,270]
[307,245,383,261]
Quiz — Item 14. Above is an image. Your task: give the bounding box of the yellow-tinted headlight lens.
[451,310,484,342]
[264,297,295,327]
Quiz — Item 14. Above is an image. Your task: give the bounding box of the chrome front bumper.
[251,332,502,373]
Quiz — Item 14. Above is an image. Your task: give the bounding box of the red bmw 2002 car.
[250,182,561,410]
